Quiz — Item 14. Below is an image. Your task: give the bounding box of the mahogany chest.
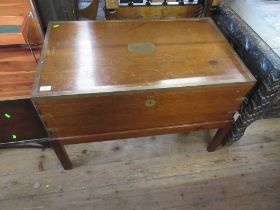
[32,19,255,165]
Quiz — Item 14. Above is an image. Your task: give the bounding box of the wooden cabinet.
[0,2,46,144]
[0,47,48,145]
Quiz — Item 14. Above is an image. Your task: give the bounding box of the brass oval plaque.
[145,99,156,107]
[128,43,155,54]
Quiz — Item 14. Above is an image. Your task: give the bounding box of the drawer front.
[33,85,252,139]
[0,99,48,143]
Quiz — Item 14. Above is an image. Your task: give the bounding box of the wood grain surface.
[0,0,31,17]
[33,18,255,97]
[0,47,40,101]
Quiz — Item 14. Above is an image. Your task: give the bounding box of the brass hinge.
[48,128,59,133]
[236,97,246,102]
[40,113,53,119]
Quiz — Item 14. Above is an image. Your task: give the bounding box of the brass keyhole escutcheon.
[145,98,156,107]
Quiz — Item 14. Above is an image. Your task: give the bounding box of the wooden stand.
[207,121,234,152]
[50,140,72,170]
[52,120,234,170]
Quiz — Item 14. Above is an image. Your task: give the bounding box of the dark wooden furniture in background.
[104,0,221,20]
[78,0,100,20]
[33,0,78,32]
[105,0,203,20]
[213,0,280,145]
[0,47,48,145]
[32,19,255,169]
[0,1,48,146]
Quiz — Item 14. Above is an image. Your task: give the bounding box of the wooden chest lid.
[33,18,255,97]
